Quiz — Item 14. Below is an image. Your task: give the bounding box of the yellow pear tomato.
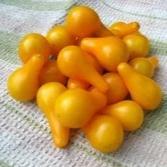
[54,88,104,128]
[19,33,51,63]
[83,114,124,153]
[103,100,144,131]
[65,6,101,38]
[46,25,74,55]
[109,21,140,37]
[123,33,149,60]
[129,56,158,78]
[37,82,66,112]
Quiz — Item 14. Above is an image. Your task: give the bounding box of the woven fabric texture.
[0,0,167,167]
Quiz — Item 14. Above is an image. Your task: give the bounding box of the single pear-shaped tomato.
[83,114,124,153]
[19,33,51,63]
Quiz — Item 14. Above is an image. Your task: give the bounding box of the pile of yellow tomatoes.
[7,5,162,153]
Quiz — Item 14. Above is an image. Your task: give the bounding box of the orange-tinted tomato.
[7,54,44,101]
[129,56,158,77]
[103,100,144,131]
[83,114,124,153]
[46,25,74,55]
[67,78,89,89]
[123,33,149,60]
[54,88,106,128]
[103,73,128,104]
[109,22,140,37]
[19,33,51,63]
[39,60,67,85]
[85,53,103,73]
[65,6,101,38]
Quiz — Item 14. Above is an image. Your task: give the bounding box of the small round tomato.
[65,6,101,38]
[83,115,124,153]
[46,25,74,55]
[39,60,67,85]
[123,33,149,60]
[103,100,144,131]
[19,33,51,63]
[103,73,128,104]
[129,57,157,77]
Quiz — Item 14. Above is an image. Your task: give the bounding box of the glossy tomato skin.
[109,21,140,37]
[67,78,89,89]
[103,73,128,104]
[7,54,44,101]
[37,82,66,112]
[117,62,162,111]
[54,88,106,129]
[54,88,96,128]
[80,36,129,72]
[129,57,154,77]
[65,6,101,38]
[19,33,51,63]
[123,33,149,60]
[103,100,144,131]
[36,82,69,148]
[57,45,108,92]
[83,115,124,153]
[39,60,67,85]
[46,25,74,55]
